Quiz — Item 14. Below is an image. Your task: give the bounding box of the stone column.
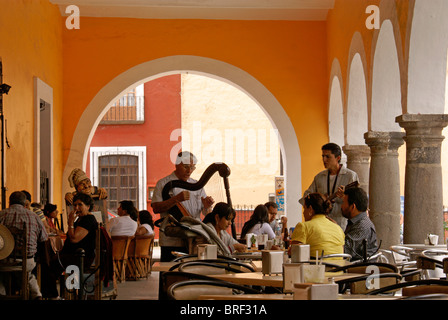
[396,114,448,244]
[342,145,370,192]
[364,131,405,249]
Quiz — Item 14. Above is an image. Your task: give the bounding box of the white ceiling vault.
[49,0,335,20]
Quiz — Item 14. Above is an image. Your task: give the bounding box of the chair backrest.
[2,225,27,264]
[171,254,237,263]
[348,273,402,294]
[332,261,399,274]
[160,271,222,300]
[177,260,255,275]
[128,234,154,258]
[367,279,448,296]
[168,279,259,300]
[0,223,29,300]
[111,236,134,260]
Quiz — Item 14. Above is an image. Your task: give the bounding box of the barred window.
[99,154,139,213]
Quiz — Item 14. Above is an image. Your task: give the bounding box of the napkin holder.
[197,244,217,260]
[293,283,338,300]
[261,250,284,275]
[291,244,310,263]
[283,263,303,293]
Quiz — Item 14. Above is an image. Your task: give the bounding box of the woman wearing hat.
[65,168,108,205]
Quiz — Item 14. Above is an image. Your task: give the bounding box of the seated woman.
[135,210,155,236]
[43,203,65,236]
[202,202,247,253]
[41,193,98,299]
[240,204,276,241]
[290,193,345,258]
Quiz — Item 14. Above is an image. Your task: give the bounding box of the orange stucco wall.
[0,0,63,207]
[0,0,416,212]
[61,18,329,196]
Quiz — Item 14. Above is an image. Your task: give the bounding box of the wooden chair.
[0,223,29,300]
[111,235,134,283]
[126,234,154,280]
[64,226,116,300]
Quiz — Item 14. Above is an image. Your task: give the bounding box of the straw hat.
[0,224,14,260]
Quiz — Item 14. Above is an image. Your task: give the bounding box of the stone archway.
[63,55,302,226]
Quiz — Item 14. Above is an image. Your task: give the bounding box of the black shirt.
[61,214,98,259]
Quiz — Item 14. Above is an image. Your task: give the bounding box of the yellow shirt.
[291,214,345,257]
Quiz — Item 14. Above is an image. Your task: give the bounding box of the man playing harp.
[151,151,214,262]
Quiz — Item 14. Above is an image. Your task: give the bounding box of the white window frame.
[90,146,147,210]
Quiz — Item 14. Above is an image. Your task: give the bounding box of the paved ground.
[115,246,160,300]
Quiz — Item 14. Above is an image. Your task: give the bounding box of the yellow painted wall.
[61,18,329,199]
[0,0,63,207]
[181,73,281,206]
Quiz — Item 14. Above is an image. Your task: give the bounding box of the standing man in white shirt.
[108,200,138,236]
[151,151,214,261]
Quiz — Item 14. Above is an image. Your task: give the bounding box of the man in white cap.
[152,151,214,261]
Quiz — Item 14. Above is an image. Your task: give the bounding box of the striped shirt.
[344,211,378,261]
[0,204,48,257]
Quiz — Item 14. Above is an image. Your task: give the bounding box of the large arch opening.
[63,55,302,227]
[346,53,368,145]
[371,19,402,132]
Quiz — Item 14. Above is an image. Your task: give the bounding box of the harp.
[160,162,237,238]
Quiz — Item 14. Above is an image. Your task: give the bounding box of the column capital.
[396,114,448,133]
[364,131,405,154]
[342,144,370,160]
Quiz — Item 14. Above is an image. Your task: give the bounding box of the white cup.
[428,234,439,245]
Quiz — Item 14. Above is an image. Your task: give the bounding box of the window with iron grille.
[99,154,139,213]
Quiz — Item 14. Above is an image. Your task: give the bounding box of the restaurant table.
[232,251,262,260]
[198,293,402,300]
[152,261,178,272]
[199,293,293,300]
[210,271,366,288]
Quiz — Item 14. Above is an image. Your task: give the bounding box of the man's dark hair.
[264,201,278,210]
[322,143,342,162]
[344,187,368,212]
[119,200,138,221]
[21,190,32,202]
[9,191,27,206]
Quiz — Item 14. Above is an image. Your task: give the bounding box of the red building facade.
[86,74,182,240]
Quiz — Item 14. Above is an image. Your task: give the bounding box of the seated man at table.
[341,187,378,261]
[0,191,48,300]
[290,193,345,258]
